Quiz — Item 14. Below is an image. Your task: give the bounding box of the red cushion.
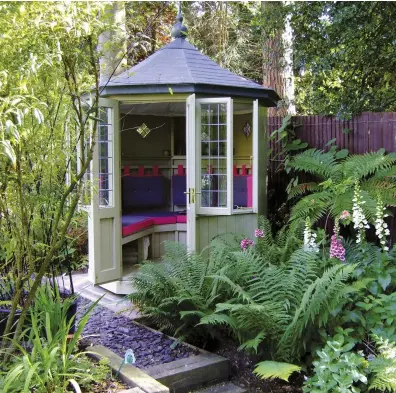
[122,218,153,237]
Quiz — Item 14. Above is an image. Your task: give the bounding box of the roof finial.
[171,3,187,39]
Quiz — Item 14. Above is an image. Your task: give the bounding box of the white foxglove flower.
[375,194,390,252]
[304,217,319,253]
[352,182,369,244]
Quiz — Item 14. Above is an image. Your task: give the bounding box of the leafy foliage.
[369,336,396,393]
[0,1,108,350]
[128,237,247,342]
[0,293,105,393]
[303,328,368,393]
[291,1,396,116]
[287,148,396,223]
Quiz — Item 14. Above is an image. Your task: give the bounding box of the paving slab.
[63,273,140,319]
[118,388,146,393]
[193,382,246,393]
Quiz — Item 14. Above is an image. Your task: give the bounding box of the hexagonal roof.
[100,37,280,106]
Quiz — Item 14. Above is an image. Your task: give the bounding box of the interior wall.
[121,115,172,165]
[233,113,253,168]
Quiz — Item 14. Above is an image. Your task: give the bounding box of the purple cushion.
[233,176,248,207]
[172,175,186,206]
[123,176,166,208]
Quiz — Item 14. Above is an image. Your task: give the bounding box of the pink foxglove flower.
[340,210,351,220]
[330,219,346,261]
[255,228,265,238]
[330,234,346,262]
[240,238,254,250]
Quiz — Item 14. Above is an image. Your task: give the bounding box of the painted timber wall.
[196,213,256,251]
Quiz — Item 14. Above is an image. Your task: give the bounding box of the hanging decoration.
[242,121,252,138]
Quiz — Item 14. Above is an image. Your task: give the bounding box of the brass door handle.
[184,188,199,203]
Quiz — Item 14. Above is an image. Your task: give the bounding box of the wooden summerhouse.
[88,11,279,293]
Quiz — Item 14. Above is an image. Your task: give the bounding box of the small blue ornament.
[125,349,136,365]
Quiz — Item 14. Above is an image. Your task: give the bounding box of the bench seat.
[122,212,186,237]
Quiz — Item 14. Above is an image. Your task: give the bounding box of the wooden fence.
[267,112,396,244]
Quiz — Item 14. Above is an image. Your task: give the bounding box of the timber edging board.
[89,345,169,393]
[144,352,230,393]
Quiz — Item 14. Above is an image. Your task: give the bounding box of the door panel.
[186,94,197,252]
[196,98,233,215]
[88,98,122,284]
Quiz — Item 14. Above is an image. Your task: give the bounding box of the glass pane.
[200,102,228,208]
[98,107,113,207]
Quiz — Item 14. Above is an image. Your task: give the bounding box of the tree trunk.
[261,1,295,116]
[98,2,127,84]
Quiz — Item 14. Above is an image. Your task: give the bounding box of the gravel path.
[77,297,197,369]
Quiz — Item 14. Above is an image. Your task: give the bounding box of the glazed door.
[88,98,122,284]
[186,95,233,252]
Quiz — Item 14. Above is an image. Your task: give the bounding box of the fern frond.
[277,264,358,361]
[238,330,266,354]
[342,151,396,180]
[288,149,337,178]
[289,191,333,222]
[198,313,235,328]
[288,182,320,199]
[254,361,301,382]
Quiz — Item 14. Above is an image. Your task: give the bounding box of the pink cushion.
[151,216,177,225]
[122,218,153,237]
[176,215,187,223]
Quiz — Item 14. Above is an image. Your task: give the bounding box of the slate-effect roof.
[100,38,280,106]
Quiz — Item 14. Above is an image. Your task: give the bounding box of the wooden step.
[145,352,229,393]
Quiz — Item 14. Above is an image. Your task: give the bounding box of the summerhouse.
[88,11,279,293]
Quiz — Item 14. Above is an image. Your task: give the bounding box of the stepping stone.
[118,388,145,393]
[194,382,247,393]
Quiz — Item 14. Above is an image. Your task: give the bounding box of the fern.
[369,336,396,392]
[128,239,252,340]
[254,361,301,382]
[238,330,266,353]
[277,264,359,361]
[289,190,333,222]
[288,149,337,179]
[341,150,396,180]
[288,182,320,199]
[288,148,396,223]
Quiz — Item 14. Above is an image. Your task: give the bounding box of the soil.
[211,335,304,393]
[86,376,127,393]
[77,297,198,369]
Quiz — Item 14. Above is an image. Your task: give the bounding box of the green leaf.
[254,361,301,382]
[378,273,391,291]
[336,149,349,159]
[326,138,337,146]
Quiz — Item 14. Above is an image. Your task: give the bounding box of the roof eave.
[100,83,280,107]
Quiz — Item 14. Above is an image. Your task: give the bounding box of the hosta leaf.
[378,273,391,291]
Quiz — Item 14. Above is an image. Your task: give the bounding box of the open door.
[186,96,268,253]
[186,96,234,253]
[186,94,197,251]
[88,98,122,284]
